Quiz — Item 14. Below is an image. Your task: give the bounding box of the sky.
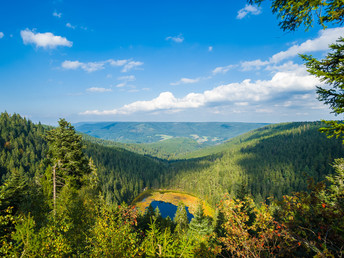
[0,0,342,125]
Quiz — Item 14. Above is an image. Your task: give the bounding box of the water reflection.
[150,201,194,222]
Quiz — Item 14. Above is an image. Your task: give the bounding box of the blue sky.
[0,0,342,125]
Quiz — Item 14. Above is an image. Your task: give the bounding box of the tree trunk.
[53,163,56,217]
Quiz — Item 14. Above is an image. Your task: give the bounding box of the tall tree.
[189,202,212,236]
[45,119,90,214]
[301,38,344,140]
[247,1,344,140]
[174,202,188,233]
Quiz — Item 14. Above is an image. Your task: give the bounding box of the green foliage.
[169,122,344,205]
[174,202,189,233]
[249,0,344,31]
[88,201,141,257]
[83,141,168,204]
[0,112,47,182]
[46,118,91,189]
[189,202,213,237]
[218,195,295,257]
[301,38,344,141]
[275,159,344,256]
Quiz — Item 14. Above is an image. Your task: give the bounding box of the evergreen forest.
[1,111,344,256]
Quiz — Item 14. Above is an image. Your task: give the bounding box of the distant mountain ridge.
[74,122,269,145]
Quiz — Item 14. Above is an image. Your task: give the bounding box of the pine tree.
[189,202,212,236]
[45,119,91,215]
[174,202,188,233]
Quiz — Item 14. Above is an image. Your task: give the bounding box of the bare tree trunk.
[53,163,56,217]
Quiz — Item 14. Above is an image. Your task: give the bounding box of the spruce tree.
[45,119,91,214]
[189,202,212,236]
[174,202,188,233]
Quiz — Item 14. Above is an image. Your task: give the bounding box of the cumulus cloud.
[0,32,4,39]
[166,34,184,43]
[212,64,236,75]
[21,29,72,48]
[87,87,112,93]
[237,4,261,19]
[61,59,143,73]
[81,67,320,115]
[170,77,201,86]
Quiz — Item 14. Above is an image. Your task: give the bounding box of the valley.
[1,112,343,256]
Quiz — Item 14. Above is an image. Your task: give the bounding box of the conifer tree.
[45,119,91,214]
[174,202,188,233]
[189,202,212,236]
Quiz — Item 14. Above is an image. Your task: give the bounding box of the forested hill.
[0,112,167,204]
[167,122,344,205]
[1,112,343,207]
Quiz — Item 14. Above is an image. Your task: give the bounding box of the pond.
[150,200,194,222]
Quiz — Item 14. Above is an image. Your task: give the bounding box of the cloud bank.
[82,67,320,115]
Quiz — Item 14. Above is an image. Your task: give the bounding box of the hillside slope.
[167,122,344,205]
[0,112,168,204]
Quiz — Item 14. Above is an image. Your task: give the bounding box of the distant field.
[75,122,268,145]
[76,122,268,158]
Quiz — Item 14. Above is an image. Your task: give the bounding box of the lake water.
[150,201,194,222]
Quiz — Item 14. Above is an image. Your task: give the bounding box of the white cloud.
[238,27,344,72]
[208,46,213,52]
[166,34,184,43]
[241,59,269,71]
[61,60,83,70]
[66,23,76,29]
[0,32,4,39]
[61,60,105,72]
[21,29,72,48]
[212,64,236,75]
[122,61,144,72]
[61,59,143,73]
[53,11,62,18]
[170,77,201,86]
[81,67,320,115]
[270,27,344,63]
[109,59,128,66]
[87,87,112,93]
[116,83,127,88]
[237,4,261,19]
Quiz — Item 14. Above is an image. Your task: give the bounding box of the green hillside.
[167,122,344,205]
[0,112,167,205]
[1,113,344,256]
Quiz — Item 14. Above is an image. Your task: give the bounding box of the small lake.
[150,201,194,222]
